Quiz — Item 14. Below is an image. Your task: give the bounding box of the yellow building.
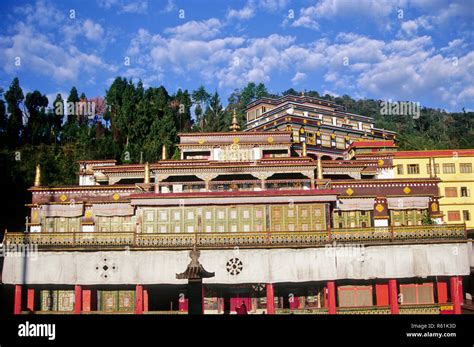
[393,149,474,230]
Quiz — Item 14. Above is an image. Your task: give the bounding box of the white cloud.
[121,1,148,14]
[83,19,105,41]
[227,6,256,20]
[98,0,149,14]
[0,1,114,83]
[292,0,403,30]
[291,72,306,84]
[162,0,177,13]
[164,19,222,40]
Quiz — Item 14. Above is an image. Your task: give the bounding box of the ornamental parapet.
[3,224,466,251]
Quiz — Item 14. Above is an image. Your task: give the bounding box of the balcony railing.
[3,224,466,250]
[158,179,330,193]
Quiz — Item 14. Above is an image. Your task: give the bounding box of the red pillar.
[74,285,82,314]
[143,289,149,313]
[266,283,275,314]
[14,285,22,315]
[327,281,336,314]
[135,285,143,314]
[27,289,34,312]
[450,276,462,314]
[388,279,399,314]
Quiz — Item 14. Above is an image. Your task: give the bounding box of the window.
[336,136,345,149]
[321,134,331,147]
[400,284,434,305]
[445,187,458,198]
[463,210,471,221]
[173,211,181,221]
[407,164,420,174]
[460,187,470,197]
[448,211,461,221]
[159,211,167,221]
[460,163,472,173]
[443,163,456,174]
[426,163,440,174]
[337,286,373,307]
[397,165,404,175]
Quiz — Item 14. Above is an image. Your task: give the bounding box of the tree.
[4,77,24,147]
[191,86,210,131]
[24,90,49,144]
[203,91,226,132]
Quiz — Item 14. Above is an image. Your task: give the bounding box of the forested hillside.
[0,77,472,232]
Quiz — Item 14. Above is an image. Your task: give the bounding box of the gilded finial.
[34,164,41,187]
[317,156,323,180]
[144,162,150,184]
[229,108,240,132]
[302,141,307,157]
[301,90,305,97]
[162,145,167,160]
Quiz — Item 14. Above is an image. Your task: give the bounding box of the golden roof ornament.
[144,162,150,184]
[162,145,167,160]
[229,109,240,132]
[34,164,41,187]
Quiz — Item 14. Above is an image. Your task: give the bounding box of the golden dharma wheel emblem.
[377,159,384,167]
[267,136,274,143]
[85,210,92,218]
[233,137,239,144]
[375,204,385,213]
[346,188,354,196]
[59,194,68,202]
[112,193,120,201]
[198,138,205,144]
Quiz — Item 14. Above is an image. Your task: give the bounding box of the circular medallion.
[226,258,243,276]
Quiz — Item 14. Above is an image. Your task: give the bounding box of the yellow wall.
[393,151,474,229]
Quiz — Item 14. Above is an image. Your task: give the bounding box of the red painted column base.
[388,279,399,314]
[27,288,35,312]
[327,281,336,314]
[14,285,22,315]
[74,285,82,314]
[136,285,143,314]
[450,276,462,315]
[266,283,275,314]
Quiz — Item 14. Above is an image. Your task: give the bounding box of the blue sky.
[0,0,473,111]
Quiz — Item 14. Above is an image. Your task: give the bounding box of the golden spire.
[229,109,240,132]
[301,90,305,97]
[317,156,323,180]
[302,141,307,157]
[162,145,167,160]
[144,162,150,184]
[34,164,41,187]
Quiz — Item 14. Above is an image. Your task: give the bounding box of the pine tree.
[4,77,24,147]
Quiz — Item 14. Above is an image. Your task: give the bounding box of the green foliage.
[421,211,435,225]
